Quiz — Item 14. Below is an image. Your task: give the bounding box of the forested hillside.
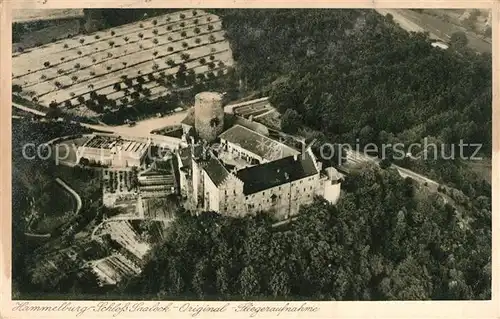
[219,9,491,197]
[119,164,490,300]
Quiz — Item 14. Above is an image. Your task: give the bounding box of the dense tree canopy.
[119,164,490,300]
[219,9,491,196]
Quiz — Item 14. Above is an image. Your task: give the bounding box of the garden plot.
[12,9,233,118]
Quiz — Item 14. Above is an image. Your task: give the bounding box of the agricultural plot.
[12,9,234,119]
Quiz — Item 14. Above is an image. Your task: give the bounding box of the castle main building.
[177,92,342,220]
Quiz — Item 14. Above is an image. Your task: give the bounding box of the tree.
[450,31,468,49]
[238,266,260,298]
[281,108,302,134]
[12,84,22,93]
[113,83,121,91]
[43,61,50,67]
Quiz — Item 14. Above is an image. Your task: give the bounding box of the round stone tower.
[194,92,224,143]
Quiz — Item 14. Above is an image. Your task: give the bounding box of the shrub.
[90,91,98,99]
[131,91,140,100]
[152,63,159,70]
[180,13,186,19]
[209,55,215,60]
[64,43,69,48]
[121,75,128,80]
[124,36,129,42]
[194,27,200,34]
[138,33,144,39]
[148,74,155,81]
[80,38,85,44]
[12,84,22,93]
[218,61,225,67]
[192,10,198,16]
[194,19,199,24]
[207,17,212,22]
[195,38,201,44]
[32,97,38,102]
[18,47,24,53]
[111,31,115,36]
[199,57,206,64]
[139,44,143,49]
[143,88,151,96]
[153,39,159,44]
[181,53,190,61]
[197,73,206,81]
[90,71,96,76]
[121,97,129,104]
[166,17,171,22]
[54,81,62,87]
[217,69,224,77]
[40,74,47,80]
[167,25,172,31]
[92,58,97,63]
[125,78,133,87]
[70,92,76,97]
[60,57,65,61]
[108,40,115,47]
[180,22,185,28]
[159,71,166,78]
[108,52,113,58]
[166,59,175,66]
[168,36,173,41]
[139,23,144,28]
[43,61,50,67]
[88,84,94,89]
[153,29,158,35]
[107,66,112,71]
[65,100,72,108]
[207,25,214,31]
[207,61,215,69]
[209,35,216,42]
[182,42,188,48]
[153,20,158,26]
[71,75,78,81]
[74,63,81,69]
[95,35,100,40]
[57,69,64,74]
[77,50,82,55]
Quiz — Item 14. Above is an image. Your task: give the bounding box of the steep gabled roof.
[201,156,229,186]
[219,124,299,161]
[236,151,318,195]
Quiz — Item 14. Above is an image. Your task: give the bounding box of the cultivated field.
[13,9,234,119]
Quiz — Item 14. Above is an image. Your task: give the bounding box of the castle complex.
[177,92,342,219]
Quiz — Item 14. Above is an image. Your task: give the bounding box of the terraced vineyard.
[12,9,234,119]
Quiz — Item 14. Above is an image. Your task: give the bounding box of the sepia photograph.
[9,6,493,304]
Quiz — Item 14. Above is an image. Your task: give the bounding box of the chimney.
[293,153,298,161]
